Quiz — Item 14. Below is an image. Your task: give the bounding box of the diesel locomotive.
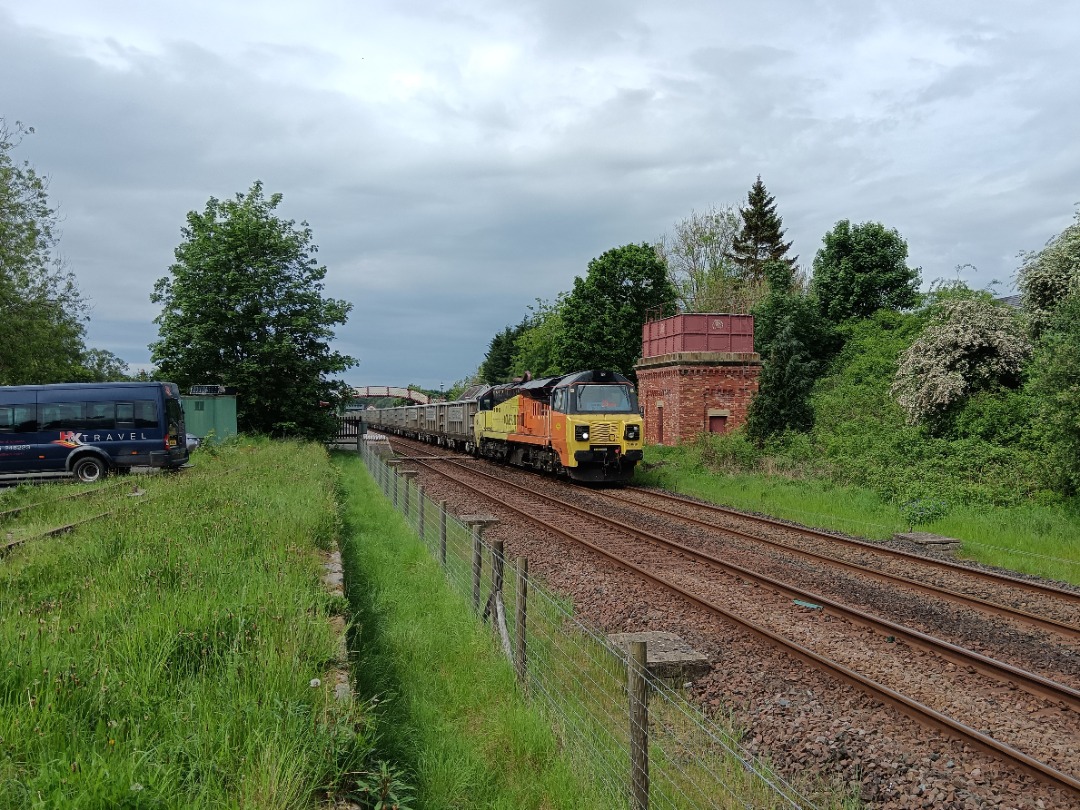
[364,369,644,483]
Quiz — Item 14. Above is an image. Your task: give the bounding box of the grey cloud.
[4,2,1080,391]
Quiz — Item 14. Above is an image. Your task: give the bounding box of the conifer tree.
[730,176,797,284]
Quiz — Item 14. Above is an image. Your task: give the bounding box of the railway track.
[614,486,1080,633]
[1,467,220,556]
[385,437,1080,803]
[0,481,150,555]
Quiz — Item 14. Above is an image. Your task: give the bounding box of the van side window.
[116,402,135,425]
[40,402,84,431]
[134,400,158,428]
[84,402,116,430]
[0,405,33,432]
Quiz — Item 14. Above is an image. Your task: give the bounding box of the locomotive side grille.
[589,422,618,443]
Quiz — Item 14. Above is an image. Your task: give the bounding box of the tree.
[150,181,356,439]
[71,348,131,382]
[556,244,677,379]
[1017,207,1080,337]
[0,119,93,384]
[745,260,832,442]
[510,295,566,379]
[729,177,797,285]
[811,220,920,324]
[1027,292,1080,494]
[657,205,767,312]
[891,293,1031,427]
[478,320,527,384]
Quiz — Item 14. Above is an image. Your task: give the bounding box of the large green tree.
[729,177,797,285]
[0,119,98,384]
[811,219,920,323]
[556,243,677,378]
[150,181,356,439]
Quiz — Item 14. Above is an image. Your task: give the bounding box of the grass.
[638,443,1080,587]
[335,452,615,809]
[0,439,374,809]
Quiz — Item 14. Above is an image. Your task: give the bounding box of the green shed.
[182,386,238,442]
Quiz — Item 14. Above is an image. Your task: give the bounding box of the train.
[363,369,645,483]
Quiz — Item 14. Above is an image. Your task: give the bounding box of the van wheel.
[72,456,108,483]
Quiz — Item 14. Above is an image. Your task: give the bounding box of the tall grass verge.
[0,439,377,808]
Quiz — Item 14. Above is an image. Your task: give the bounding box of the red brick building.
[634,314,761,445]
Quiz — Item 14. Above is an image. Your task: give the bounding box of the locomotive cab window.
[552,389,566,412]
[571,384,637,414]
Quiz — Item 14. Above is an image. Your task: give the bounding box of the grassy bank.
[639,441,1080,587]
[334,452,615,809]
[0,440,373,808]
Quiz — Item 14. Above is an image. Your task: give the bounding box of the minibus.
[0,382,189,482]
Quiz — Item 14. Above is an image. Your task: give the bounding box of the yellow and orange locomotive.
[366,369,644,483]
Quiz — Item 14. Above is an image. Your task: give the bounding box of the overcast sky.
[2,1,1078,390]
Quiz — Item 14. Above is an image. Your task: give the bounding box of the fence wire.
[356,438,820,810]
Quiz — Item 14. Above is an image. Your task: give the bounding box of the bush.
[899,497,950,531]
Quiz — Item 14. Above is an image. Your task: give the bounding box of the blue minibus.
[0,382,189,482]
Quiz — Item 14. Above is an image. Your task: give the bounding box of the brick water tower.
[634,313,761,445]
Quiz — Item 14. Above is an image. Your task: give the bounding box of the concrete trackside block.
[608,631,711,683]
[894,531,962,552]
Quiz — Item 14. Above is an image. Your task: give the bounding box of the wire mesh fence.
[355,438,820,810]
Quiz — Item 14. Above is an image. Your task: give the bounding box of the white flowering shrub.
[1018,209,1080,334]
[892,297,1031,425]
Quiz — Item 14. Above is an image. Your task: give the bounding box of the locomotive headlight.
[574,425,590,442]
[624,424,640,441]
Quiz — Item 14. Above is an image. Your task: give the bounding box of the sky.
[2,1,1078,391]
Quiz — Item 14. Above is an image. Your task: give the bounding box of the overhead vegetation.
[478,320,528,384]
[746,260,833,442]
[0,118,129,384]
[481,244,676,384]
[811,219,920,324]
[150,181,357,440]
